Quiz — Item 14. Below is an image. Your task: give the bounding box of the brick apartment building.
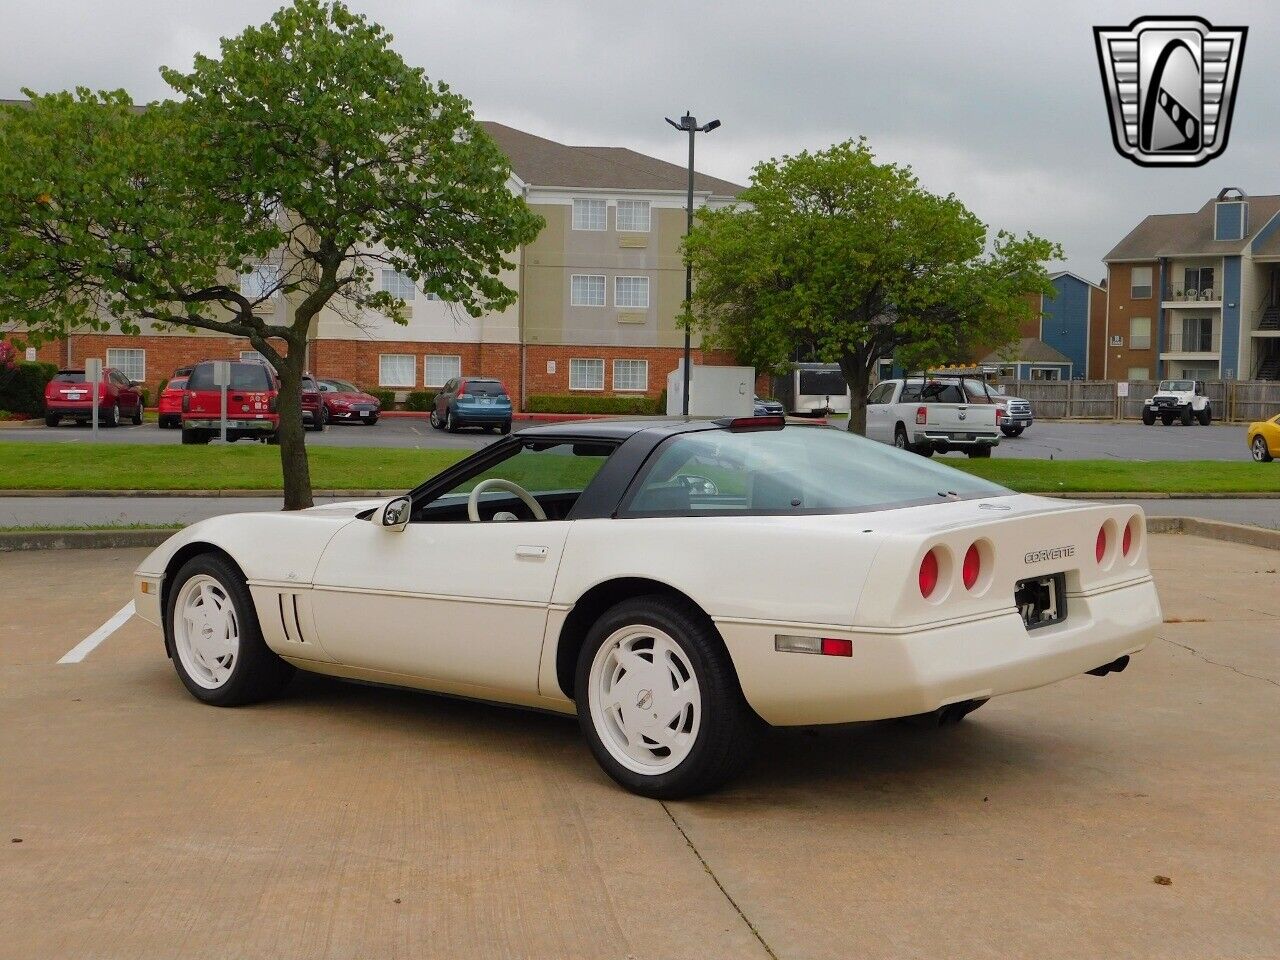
[8,116,745,409]
[1102,187,1280,383]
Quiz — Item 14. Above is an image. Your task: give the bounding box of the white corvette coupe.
[133,416,1161,798]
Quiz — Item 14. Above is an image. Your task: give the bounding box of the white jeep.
[1141,379,1212,426]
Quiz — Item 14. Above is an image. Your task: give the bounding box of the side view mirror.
[380,496,412,532]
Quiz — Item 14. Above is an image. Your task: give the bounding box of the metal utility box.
[666,362,755,417]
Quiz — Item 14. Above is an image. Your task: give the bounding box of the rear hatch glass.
[53,372,87,383]
[466,381,508,397]
[187,363,275,391]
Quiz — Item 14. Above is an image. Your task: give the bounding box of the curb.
[1146,516,1280,551]
[0,528,179,552]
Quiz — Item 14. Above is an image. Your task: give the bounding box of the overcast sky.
[2,1,1273,279]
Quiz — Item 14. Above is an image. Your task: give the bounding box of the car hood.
[329,391,379,403]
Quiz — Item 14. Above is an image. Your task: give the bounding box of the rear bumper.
[44,402,100,418]
[913,430,1000,447]
[718,576,1161,726]
[454,407,512,425]
[182,418,277,431]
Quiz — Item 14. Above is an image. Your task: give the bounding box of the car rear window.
[167,378,187,390]
[186,362,274,391]
[465,380,507,397]
[901,381,965,403]
[53,372,86,383]
[621,425,1009,516]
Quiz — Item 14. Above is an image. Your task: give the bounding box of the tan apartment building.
[13,117,745,408]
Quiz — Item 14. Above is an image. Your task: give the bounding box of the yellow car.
[1247,414,1280,462]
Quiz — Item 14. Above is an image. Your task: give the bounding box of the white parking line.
[58,601,136,664]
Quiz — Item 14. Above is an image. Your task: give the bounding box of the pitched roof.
[982,337,1072,365]
[1104,194,1280,261]
[480,121,745,197]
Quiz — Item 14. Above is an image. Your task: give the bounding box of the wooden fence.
[991,379,1280,423]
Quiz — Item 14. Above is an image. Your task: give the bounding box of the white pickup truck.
[865,377,1001,458]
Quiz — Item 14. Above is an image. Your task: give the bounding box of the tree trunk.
[841,357,873,435]
[273,344,314,511]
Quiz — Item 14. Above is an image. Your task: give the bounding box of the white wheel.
[588,624,701,776]
[172,574,240,689]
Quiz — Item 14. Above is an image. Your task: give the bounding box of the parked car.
[1142,380,1212,426]
[753,396,785,417]
[1247,413,1280,462]
[132,416,1161,798]
[430,376,512,433]
[316,378,381,425]
[157,376,188,429]
[179,360,278,444]
[961,379,1034,437]
[43,368,144,428]
[301,375,324,432]
[865,377,1001,457]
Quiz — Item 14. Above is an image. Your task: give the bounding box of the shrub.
[526,394,662,415]
[0,360,57,415]
[404,390,437,412]
[367,388,396,409]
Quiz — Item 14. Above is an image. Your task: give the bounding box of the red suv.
[180,360,278,444]
[157,375,188,429]
[44,368,144,428]
[301,375,325,432]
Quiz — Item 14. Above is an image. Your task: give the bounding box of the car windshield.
[186,362,274,391]
[1160,380,1194,391]
[900,380,965,403]
[53,371,86,383]
[464,380,507,397]
[622,425,1010,516]
[322,379,360,392]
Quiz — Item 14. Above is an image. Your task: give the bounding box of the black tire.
[429,409,442,429]
[500,420,512,435]
[1142,409,1155,426]
[104,403,120,428]
[132,403,144,425]
[1180,406,1193,426]
[1000,426,1024,437]
[180,428,210,445]
[321,406,330,426]
[44,414,58,427]
[266,432,280,445]
[893,424,910,450]
[1198,406,1212,426]
[306,413,324,432]
[575,596,762,799]
[445,410,459,433]
[363,414,378,425]
[968,446,993,458]
[1253,436,1274,463]
[1161,414,1173,426]
[164,552,294,706]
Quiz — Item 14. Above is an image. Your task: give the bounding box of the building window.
[240,264,280,300]
[614,276,650,309]
[613,359,649,392]
[572,198,607,231]
[1182,267,1215,298]
[1127,367,1150,381]
[380,269,416,300]
[571,274,607,306]
[1130,266,1153,299]
[1129,317,1151,350]
[1181,316,1214,352]
[378,354,416,388]
[239,350,268,364]
[615,199,651,232]
[106,348,145,382]
[569,358,605,391]
[424,354,461,388]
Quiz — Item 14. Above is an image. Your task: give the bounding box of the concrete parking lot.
[2,535,1277,959]
[0,417,1262,460]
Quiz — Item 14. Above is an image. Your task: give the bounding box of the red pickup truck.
[44,368,144,428]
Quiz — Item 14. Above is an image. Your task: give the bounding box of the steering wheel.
[467,478,547,523]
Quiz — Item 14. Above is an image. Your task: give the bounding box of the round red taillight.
[962,543,981,590]
[1122,522,1133,556]
[919,549,940,598]
[1096,525,1108,563]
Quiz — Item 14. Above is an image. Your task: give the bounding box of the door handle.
[515,545,548,560]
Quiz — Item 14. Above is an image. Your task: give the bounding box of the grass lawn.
[0,442,1273,494]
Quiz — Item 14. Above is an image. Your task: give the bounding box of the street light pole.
[666,111,720,415]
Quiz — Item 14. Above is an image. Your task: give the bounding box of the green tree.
[684,139,1059,433]
[0,0,542,508]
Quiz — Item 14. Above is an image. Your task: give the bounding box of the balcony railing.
[1162,287,1220,304]
[1163,323,1221,354]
